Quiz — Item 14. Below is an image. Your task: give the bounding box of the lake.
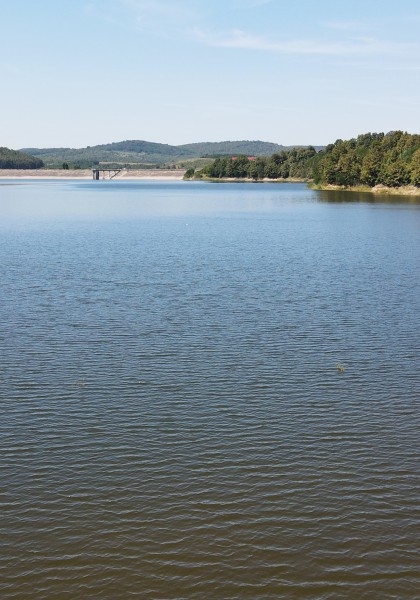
[1,180,419,599]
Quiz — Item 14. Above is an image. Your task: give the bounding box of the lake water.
[1,180,419,599]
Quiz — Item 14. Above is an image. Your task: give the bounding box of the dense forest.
[0,147,44,169]
[188,132,420,188]
[312,131,420,187]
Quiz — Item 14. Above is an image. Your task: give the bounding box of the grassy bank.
[309,183,420,196]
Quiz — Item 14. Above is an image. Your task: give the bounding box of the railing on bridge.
[92,168,124,180]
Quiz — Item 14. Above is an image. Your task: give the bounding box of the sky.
[1,0,419,148]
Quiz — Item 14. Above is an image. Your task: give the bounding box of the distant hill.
[92,140,188,156]
[0,147,44,169]
[20,140,301,169]
[177,140,291,156]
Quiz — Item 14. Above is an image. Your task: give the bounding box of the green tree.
[230,156,249,178]
[320,155,339,184]
[360,148,382,186]
[409,149,420,186]
[248,161,259,180]
[254,158,266,179]
[380,159,410,187]
[264,158,281,179]
[335,151,360,186]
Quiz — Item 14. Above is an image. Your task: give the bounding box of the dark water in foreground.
[1,181,419,599]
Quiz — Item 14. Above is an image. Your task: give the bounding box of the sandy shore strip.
[309,183,420,196]
[0,169,186,180]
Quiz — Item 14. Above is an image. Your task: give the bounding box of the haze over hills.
[20,140,310,169]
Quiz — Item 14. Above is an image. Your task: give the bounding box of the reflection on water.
[1,181,419,599]
[317,188,420,204]
[0,180,316,222]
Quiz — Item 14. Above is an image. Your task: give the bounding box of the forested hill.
[177,140,293,157]
[0,147,44,169]
[192,132,420,188]
[20,140,297,168]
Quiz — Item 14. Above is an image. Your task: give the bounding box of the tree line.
[313,131,419,187]
[0,147,44,169]
[187,146,317,181]
[185,132,420,188]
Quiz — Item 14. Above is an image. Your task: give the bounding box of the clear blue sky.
[1,0,419,148]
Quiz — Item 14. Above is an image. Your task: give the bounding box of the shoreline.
[189,176,307,184]
[0,169,186,180]
[190,177,420,195]
[1,170,419,195]
[309,183,420,196]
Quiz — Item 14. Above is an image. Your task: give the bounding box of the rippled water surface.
[1,181,419,599]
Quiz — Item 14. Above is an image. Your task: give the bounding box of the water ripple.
[1,183,419,598]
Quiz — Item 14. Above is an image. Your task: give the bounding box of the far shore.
[1,170,419,196]
[0,169,186,180]
[191,176,307,184]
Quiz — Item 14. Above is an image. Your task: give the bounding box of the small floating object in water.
[336,364,346,373]
[74,379,86,387]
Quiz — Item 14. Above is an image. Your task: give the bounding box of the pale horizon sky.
[1,0,419,149]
